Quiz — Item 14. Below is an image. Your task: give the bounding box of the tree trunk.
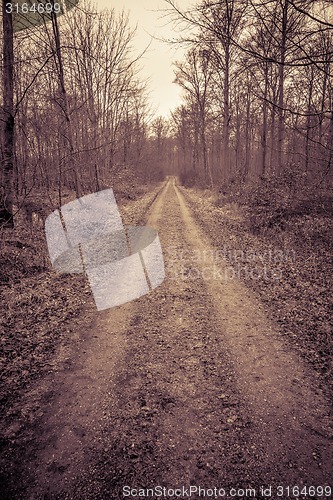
[244,89,251,181]
[270,107,276,172]
[1,0,14,227]
[305,68,314,172]
[277,0,288,171]
[51,5,81,199]
[261,64,269,178]
[223,45,230,180]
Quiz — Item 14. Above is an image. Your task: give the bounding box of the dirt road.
[3,178,333,499]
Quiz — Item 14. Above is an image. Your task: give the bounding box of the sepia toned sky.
[95,0,194,118]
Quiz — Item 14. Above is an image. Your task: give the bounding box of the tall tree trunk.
[270,107,276,171]
[305,68,314,172]
[1,0,14,227]
[235,97,241,174]
[277,0,288,171]
[324,111,333,183]
[223,45,230,179]
[51,5,81,199]
[261,64,269,178]
[200,109,211,187]
[244,89,251,181]
[192,112,199,178]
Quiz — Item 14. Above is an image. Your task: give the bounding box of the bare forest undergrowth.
[180,177,333,399]
[0,172,163,428]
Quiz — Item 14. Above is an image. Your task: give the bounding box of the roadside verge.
[179,184,333,400]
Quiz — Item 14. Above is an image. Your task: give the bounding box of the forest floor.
[0,177,332,499]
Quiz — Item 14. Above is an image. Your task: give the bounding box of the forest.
[168,0,333,190]
[1,0,332,225]
[0,1,333,497]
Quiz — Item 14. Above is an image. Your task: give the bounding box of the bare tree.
[175,48,213,185]
[1,0,14,227]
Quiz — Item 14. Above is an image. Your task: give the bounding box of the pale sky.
[94,0,194,118]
